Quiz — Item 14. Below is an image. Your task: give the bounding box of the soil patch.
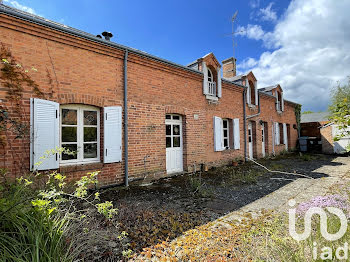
[100,153,335,254]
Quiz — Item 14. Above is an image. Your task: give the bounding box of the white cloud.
[259,2,277,22]
[249,0,260,9]
[237,0,350,111]
[237,57,258,70]
[3,0,37,15]
[237,24,265,41]
[236,24,275,48]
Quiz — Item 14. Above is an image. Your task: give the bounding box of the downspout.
[243,88,247,161]
[272,119,275,155]
[124,50,129,187]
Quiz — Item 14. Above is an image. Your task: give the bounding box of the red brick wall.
[320,126,334,154]
[0,14,299,186]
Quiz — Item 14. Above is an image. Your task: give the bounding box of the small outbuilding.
[301,112,349,154]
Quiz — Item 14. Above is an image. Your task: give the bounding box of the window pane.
[62,127,77,142]
[84,143,97,159]
[84,127,97,142]
[223,120,227,128]
[224,139,228,147]
[166,125,171,135]
[173,125,180,135]
[84,111,97,125]
[223,129,228,138]
[208,69,212,78]
[165,115,171,119]
[62,144,77,160]
[166,137,171,148]
[62,109,77,125]
[173,115,180,120]
[173,137,180,147]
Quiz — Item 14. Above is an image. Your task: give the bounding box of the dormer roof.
[187,52,221,71]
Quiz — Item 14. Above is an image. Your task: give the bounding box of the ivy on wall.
[294,104,302,137]
[0,43,44,173]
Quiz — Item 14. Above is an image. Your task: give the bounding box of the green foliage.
[295,104,302,136]
[187,172,214,198]
[0,152,129,261]
[329,77,350,148]
[0,174,71,262]
[302,110,314,114]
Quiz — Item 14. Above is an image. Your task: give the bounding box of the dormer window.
[276,90,284,112]
[208,69,213,82]
[246,79,258,106]
[201,59,222,101]
[207,68,216,96]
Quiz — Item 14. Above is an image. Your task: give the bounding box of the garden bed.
[99,153,333,256]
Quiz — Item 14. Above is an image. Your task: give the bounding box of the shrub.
[0,165,130,261]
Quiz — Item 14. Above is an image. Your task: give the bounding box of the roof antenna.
[231,11,238,58]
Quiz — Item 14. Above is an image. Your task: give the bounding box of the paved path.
[215,156,350,227]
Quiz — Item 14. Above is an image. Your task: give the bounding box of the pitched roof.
[223,74,245,82]
[301,112,330,123]
[0,4,203,76]
[259,85,278,92]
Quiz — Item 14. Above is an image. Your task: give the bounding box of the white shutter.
[254,81,258,105]
[275,91,279,111]
[213,116,223,151]
[233,118,240,149]
[202,61,208,95]
[246,79,251,104]
[275,122,280,145]
[283,123,288,150]
[281,92,285,111]
[217,67,222,98]
[104,106,122,163]
[30,98,59,171]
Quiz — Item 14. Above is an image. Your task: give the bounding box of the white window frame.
[60,104,100,165]
[208,68,213,82]
[222,119,229,149]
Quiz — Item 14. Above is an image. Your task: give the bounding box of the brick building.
[0,5,300,186]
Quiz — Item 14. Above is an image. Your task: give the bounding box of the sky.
[2,0,350,112]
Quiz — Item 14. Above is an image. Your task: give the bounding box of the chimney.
[222,57,236,78]
[102,31,113,41]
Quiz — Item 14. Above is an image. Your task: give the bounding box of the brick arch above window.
[165,105,185,116]
[58,93,106,108]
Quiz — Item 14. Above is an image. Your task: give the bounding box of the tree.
[302,110,314,114]
[329,77,350,151]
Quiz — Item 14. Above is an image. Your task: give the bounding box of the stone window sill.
[59,162,104,173]
[206,95,218,101]
[248,103,257,109]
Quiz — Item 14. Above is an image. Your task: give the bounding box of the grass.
[0,181,72,262]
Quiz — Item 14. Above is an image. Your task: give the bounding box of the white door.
[166,114,183,174]
[248,122,253,159]
[261,123,266,157]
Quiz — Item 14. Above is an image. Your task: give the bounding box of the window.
[60,105,100,164]
[166,114,182,149]
[250,84,255,105]
[279,123,284,144]
[222,119,229,149]
[208,68,213,82]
